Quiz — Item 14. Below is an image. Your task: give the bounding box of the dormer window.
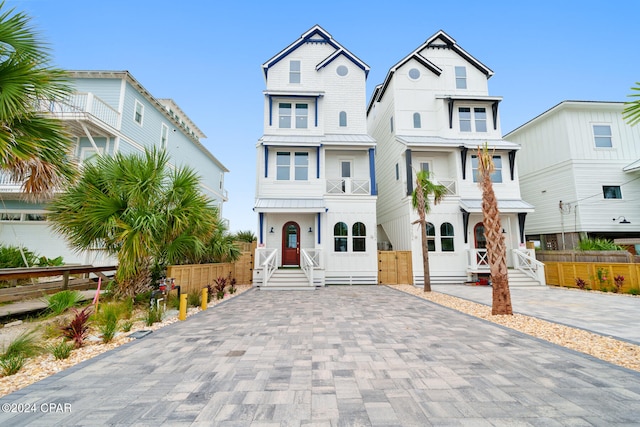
[455,66,467,89]
[289,60,301,83]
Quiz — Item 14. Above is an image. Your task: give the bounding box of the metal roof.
[459,199,535,213]
[254,198,327,213]
[396,135,520,150]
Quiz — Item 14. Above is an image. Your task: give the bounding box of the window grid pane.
[290,60,301,83]
[474,108,487,132]
[295,103,308,128]
[279,103,291,128]
[294,152,308,181]
[455,66,467,89]
[459,108,471,132]
[277,152,290,180]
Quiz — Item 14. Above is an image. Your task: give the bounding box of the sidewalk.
[432,284,640,344]
[1,286,639,426]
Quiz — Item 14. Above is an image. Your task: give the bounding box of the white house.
[254,25,378,288]
[367,30,541,285]
[505,101,640,252]
[0,70,228,265]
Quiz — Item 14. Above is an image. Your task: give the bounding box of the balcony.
[0,173,22,193]
[326,179,370,195]
[38,92,120,136]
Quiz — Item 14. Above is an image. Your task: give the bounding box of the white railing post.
[512,249,546,286]
[256,248,277,287]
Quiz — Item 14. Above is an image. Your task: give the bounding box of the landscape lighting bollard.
[201,288,208,310]
[179,294,187,320]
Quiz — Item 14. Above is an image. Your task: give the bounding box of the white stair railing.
[256,248,277,287]
[301,249,321,286]
[512,249,546,285]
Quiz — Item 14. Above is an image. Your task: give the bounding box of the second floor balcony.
[38,92,120,137]
[326,178,371,195]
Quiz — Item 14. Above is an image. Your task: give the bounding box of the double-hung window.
[289,60,301,83]
[474,108,487,132]
[279,103,308,129]
[472,155,503,183]
[440,223,455,252]
[276,152,308,180]
[455,66,467,89]
[593,125,612,148]
[459,107,472,132]
[134,100,144,125]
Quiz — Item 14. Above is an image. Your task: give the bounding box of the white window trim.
[134,99,144,126]
[276,151,310,181]
[289,60,301,84]
[455,66,467,89]
[592,123,613,149]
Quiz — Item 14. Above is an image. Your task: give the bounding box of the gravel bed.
[390,284,640,372]
[0,285,251,397]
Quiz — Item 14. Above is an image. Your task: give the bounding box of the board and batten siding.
[70,78,123,113]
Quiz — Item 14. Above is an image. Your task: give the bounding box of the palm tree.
[0,2,76,196]
[411,169,446,292]
[476,143,512,315]
[47,148,219,297]
[623,82,640,126]
[234,230,257,243]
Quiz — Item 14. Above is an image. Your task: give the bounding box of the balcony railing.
[0,173,22,192]
[438,179,457,196]
[326,179,370,195]
[38,92,120,130]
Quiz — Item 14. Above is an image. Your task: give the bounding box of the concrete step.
[260,269,316,290]
[508,269,543,287]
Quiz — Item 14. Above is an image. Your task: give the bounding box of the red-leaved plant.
[575,277,588,290]
[614,275,625,293]
[61,306,93,348]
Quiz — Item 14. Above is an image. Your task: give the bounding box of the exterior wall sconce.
[613,216,631,224]
[269,227,274,233]
[308,227,313,232]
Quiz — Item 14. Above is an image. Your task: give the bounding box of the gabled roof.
[262,25,369,79]
[367,30,493,115]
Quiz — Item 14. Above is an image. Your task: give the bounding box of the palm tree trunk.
[414,178,431,292]
[478,147,513,315]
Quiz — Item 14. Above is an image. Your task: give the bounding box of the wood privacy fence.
[378,251,413,285]
[166,244,255,295]
[545,261,640,291]
[536,250,640,263]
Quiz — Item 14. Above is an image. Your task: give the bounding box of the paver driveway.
[1,286,639,426]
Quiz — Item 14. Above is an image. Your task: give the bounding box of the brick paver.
[1,286,639,426]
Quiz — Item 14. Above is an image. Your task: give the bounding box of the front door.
[474,222,488,266]
[282,221,300,266]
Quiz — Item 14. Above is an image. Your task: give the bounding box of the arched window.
[352,222,366,252]
[413,112,421,128]
[441,222,454,252]
[426,222,435,251]
[339,111,347,127]
[334,222,348,252]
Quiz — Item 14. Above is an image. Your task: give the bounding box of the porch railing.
[467,249,489,271]
[326,179,370,195]
[438,179,457,196]
[256,248,277,287]
[38,92,120,129]
[512,249,546,285]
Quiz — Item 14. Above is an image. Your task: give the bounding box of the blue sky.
[6,0,639,233]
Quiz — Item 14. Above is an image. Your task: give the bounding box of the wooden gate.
[378,251,413,285]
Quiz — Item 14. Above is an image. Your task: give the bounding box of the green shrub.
[0,244,39,268]
[45,290,84,316]
[577,238,624,251]
[94,303,122,343]
[188,292,201,307]
[0,354,25,376]
[2,330,41,359]
[144,306,163,326]
[121,320,134,332]
[49,341,74,360]
[629,288,640,296]
[37,255,64,266]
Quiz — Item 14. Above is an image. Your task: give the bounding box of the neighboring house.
[367,30,539,285]
[505,101,640,252]
[0,70,228,265]
[254,25,378,288]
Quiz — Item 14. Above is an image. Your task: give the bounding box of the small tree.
[411,169,446,292]
[477,143,512,315]
[48,148,219,297]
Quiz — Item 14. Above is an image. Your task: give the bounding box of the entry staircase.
[259,268,317,290]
